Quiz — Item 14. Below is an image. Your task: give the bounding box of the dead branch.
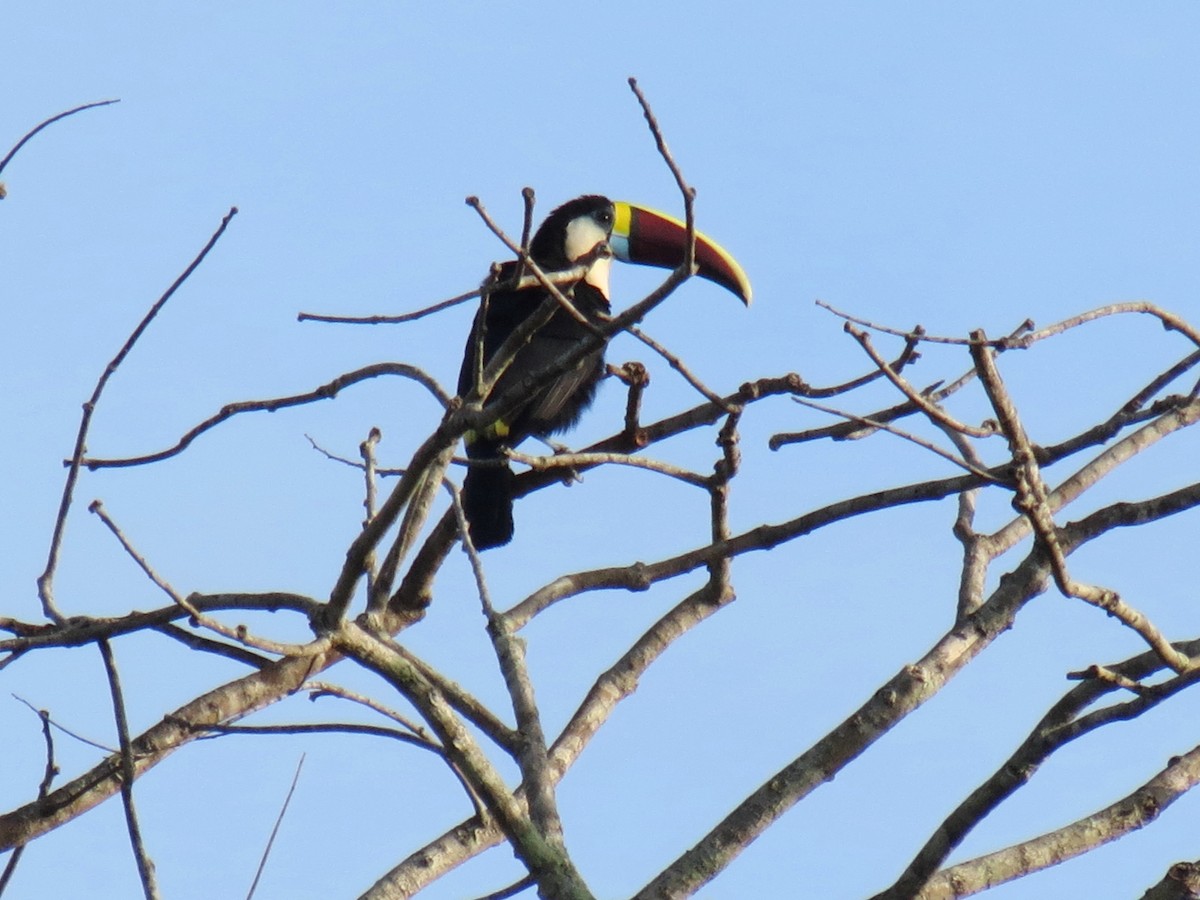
[245,754,304,900]
[0,99,120,178]
[876,635,1200,898]
[0,704,57,894]
[81,363,449,470]
[99,640,160,900]
[916,743,1200,899]
[37,207,238,621]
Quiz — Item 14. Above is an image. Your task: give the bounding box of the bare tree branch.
[916,743,1200,898]
[876,636,1200,898]
[37,206,238,621]
[972,333,1195,672]
[634,479,1200,897]
[846,323,998,439]
[0,704,57,896]
[333,624,593,899]
[298,289,479,325]
[81,363,449,470]
[0,99,119,178]
[99,640,160,900]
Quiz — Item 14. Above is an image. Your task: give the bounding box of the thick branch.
[916,744,1200,898]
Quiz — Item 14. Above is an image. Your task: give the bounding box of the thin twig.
[297,289,478,324]
[772,318,1046,448]
[627,324,732,409]
[818,297,1200,353]
[38,207,238,621]
[370,445,455,614]
[609,361,650,438]
[81,363,448,469]
[790,398,1005,482]
[245,754,305,900]
[305,680,433,743]
[2,593,318,658]
[773,382,953,447]
[971,333,1193,673]
[0,99,120,177]
[298,263,613,326]
[444,480,542,830]
[12,694,116,753]
[152,624,270,669]
[199,716,484,823]
[815,299,1029,345]
[997,302,1200,352]
[707,410,739,591]
[1122,350,1200,413]
[471,874,537,900]
[378,639,520,754]
[504,448,709,487]
[937,425,990,620]
[845,323,997,438]
[0,704,58,896]
[627,76,699,309]
[361,427,382,596]
[186,721,439,752]
[455,469,568,848]
[89,500,324,658]
[628,78,695,221]
[514,186,536,285]
[443,480,493,616]
[1065,664,1153,695]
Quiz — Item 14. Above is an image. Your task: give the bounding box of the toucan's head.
[528,195,752,305]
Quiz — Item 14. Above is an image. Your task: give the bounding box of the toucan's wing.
[521,339,603,433]
[461,273,607,441]
[488,329,603,438]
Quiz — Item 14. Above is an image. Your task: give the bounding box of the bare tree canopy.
[6,8,1200,900]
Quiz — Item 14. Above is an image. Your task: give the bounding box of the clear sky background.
[5,3,1200,898]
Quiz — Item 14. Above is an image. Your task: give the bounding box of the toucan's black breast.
[457,267,610,445]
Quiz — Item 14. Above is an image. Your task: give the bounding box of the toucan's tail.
[462,457,515,550]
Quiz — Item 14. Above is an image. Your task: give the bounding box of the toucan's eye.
[595,209,614,228]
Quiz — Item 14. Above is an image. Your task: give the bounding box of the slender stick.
[38,207,238,620]
[0,706,57,895]
[915,743,1200,899]
[245,755,305,900]
[361,428,382,597]
[0,99,119,177]
[90,500,323,658]
[82,363,447,470]
[971,333,1194,673]
[845,323,997,438]
[99,640,160,900]
[297,289,477,324]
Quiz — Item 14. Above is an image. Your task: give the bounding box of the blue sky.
[5,4,1200,898]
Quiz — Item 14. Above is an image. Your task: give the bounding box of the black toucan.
[457,195,751,549]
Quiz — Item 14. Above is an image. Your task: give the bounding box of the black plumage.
[457,196,614,550]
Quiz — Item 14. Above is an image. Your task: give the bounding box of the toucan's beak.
[609,202,752,305]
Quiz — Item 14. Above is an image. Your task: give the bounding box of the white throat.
[563,217,612,299]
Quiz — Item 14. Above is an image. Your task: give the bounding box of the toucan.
[457,195,751,549]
